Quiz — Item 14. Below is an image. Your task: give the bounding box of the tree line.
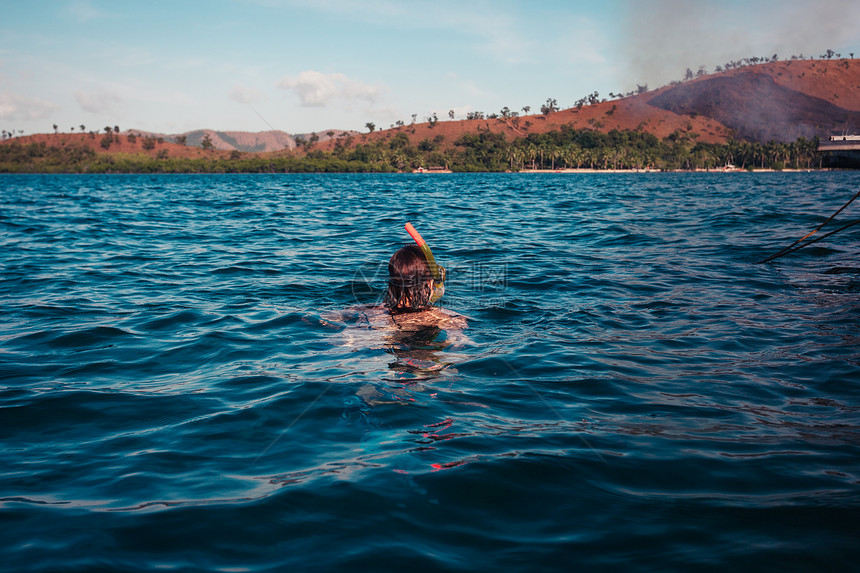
[0,126,827,173]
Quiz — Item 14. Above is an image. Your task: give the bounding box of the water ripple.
[1,173,859,571]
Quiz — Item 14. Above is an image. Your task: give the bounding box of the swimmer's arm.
[320,309,350,324]
[321,305,386,326]
[444,325,474,348]
[320,305,365,325]
[436,309,474,347]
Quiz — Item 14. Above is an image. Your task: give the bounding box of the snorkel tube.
[405,222,446,303]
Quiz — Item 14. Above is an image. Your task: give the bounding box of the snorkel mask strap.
[405,222,445,303]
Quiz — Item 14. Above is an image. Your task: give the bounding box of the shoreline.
[516,167,828,174]
[0,168,840,175]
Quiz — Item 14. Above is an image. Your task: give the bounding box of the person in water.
[324,224,466,332]
[380,226,466,331]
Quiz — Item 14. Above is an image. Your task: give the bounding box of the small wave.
[23,325,138,350]
[137,309,212,331]
[212,265,281,276]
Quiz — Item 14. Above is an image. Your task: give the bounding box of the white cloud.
[229,85,265,104]
[277,70,383,107]
[0,92,57,120]
[75,89,123,114]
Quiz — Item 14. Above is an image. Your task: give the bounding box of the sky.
[2,0,860,136]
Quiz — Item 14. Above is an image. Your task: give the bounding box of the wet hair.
[385,245,434,313]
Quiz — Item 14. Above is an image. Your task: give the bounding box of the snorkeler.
[382,223,465,330]
[324,223,466,332]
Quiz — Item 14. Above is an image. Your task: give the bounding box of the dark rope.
[758,218,860,262]
[756,189,860,264]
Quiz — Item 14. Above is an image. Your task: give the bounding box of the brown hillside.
[306,59,860,153]
[647,60,860,142]
[768,59,860,110]
[308,95,733,155]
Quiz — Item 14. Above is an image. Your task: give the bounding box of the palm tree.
[392,149,408,171]
[509,147,526,171]
[516,148,526,171]
[565,145,582,169]
[610,147,625,170]
[371,147,388,166]
[550,145,564,170]
[584,148,597,169]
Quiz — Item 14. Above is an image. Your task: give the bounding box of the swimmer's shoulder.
[432,307,468,330]
[325,305,467,331]
[391,307,467,331]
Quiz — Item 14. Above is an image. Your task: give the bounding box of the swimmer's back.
[361,306,467,332]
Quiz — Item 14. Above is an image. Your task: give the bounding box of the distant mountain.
[184,130,296,152]
[125,129,357,153]
[124,129,295,152]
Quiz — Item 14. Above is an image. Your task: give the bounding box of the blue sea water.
[1,172,859,572]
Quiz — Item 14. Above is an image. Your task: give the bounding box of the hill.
[306,58,860,153]
[648,60,860,142]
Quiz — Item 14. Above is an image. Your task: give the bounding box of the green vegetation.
[0,128,826,174]
[0,141,397,173]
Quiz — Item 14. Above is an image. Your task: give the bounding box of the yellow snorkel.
[404,222,446,303]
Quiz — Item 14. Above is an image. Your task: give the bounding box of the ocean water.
[1,172,859,572]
